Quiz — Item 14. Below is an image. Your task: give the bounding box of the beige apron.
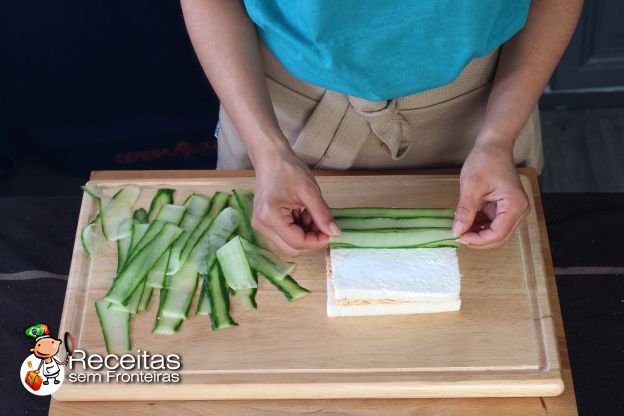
[217,44,543,172]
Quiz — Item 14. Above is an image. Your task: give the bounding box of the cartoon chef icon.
[24,323,68,385]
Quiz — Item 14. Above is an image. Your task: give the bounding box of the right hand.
[251,147,341,257]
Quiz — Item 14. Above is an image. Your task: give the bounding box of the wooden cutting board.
[54,171,563,401]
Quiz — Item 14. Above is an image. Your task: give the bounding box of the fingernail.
[452,220,463,237]
[329,221,341,236]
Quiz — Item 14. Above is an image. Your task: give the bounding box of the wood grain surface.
[49,168,577,415]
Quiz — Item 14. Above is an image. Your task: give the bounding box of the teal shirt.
[244,0,530,100]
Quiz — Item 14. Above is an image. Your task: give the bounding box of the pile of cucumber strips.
[82,186,310,354]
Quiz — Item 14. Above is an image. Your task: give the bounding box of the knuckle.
[454,205,473,219]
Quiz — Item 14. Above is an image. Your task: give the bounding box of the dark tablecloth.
[0,194,622,416]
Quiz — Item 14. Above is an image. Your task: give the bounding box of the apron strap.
[291,90,350,167]
[292,92,411,169]
[347,96,411,160]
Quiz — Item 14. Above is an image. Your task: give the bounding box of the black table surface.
[0,193,622,416]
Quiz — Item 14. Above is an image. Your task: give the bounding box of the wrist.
[468,135,515,166]
[473,129,515,154]
[247,133,296,171]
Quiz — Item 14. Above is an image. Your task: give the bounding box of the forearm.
[476,0,583,150]
[181,0,291,167]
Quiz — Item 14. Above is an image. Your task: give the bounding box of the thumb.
[300,186,341,236]
[453,180,481,236]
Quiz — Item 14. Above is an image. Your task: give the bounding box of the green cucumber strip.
[153,279,183,335]
[231,287,258,310]
[147,188,175,222]
[81,215,109,258]
[197,207,240,275]
[156,204,187,225]
[104,223,183,306]
[231,190,256,244]
[329,228,458,248]
[147,249,171,288]
[116,219,135,272]
[128,223,150,255]
[178,192,229,271]
[183,193,213,217]
[228,195,248,239]
[95,300,131,354]
[152,315,183,335]
[109,279,145,314]
[81,185,139,241]
[229,192,261,307]
[207,266,238,330]
[216,236,257,290]
[331,207,453,219]
[164,254,201,291]
[239,237,295,280]
[127,221,165,261]
[145,204,186,288]
[417,240,461,248]
[263,274,310,302]
[81,185,110,203]
[166,194,212,275]
[129,280,146,313]
[160,207,239,319]
[335,216,454,230]
[116,237,131,272]
[170,207,238,287]
[100,185,140,240]
[138,285,154,311]
[196,279,211,315]
[160,260,199,319]
[160,288,197,320]
[233,188,269,248]
[133,208,148,224]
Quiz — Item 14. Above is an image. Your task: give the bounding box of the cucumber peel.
[216,236,257,290]
[331,207,454,219]
[329,228,459,249]
[147,189,175,222]
[81,214,109,258]
[95,300,131,354]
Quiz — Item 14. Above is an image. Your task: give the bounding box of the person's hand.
[251,146,341,257]
[452,142,530,249]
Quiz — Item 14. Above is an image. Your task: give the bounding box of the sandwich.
[326,247,461,316]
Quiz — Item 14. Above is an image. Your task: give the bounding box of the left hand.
[452,142,530,249]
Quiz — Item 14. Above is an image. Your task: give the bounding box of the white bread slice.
[326,273,461,317]
[329,248,461,303]
[326,248,461,317]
